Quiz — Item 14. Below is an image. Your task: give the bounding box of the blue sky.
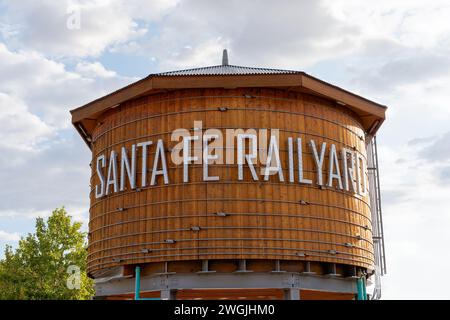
[1,0,450,299]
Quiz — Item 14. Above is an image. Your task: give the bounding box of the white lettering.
[95,155,105,198]
[203,134,220,181]
[150,139,169,185]
[263,135,284,182]
[310,140,327,186]
[327,144,343,189]
[137,141,153,187]
[105,150,118,195]
[237,134,259,181]
[120,145,136,191]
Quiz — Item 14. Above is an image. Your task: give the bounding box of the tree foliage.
[0,207,94,299]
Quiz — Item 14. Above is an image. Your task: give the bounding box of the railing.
[366,135,387,299]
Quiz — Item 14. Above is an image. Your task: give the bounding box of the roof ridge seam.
[153,64,301,76]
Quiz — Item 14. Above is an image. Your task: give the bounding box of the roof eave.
[71,72,387,140]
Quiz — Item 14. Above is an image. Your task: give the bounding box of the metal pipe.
[135,266,141,300]
[362,276,367,300]
[356,277,366,300]
[374,136,387,274]
[356,278,362,300]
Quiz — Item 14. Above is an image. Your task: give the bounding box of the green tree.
[0,207,94,299]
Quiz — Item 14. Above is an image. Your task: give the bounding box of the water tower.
[71,50,386,300]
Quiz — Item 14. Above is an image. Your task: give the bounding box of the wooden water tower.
[71,50,387,300]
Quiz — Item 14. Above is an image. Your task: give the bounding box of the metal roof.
[154,49,299,76]
[154,64,300,76]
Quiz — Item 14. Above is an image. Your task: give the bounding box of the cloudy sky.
[1,0,450,299]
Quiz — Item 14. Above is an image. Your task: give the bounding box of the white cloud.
[0,0,178,58]
[0,230,20,242]
[324,0,450,43]
[0,134,91,220]
[108,0,362,70]
[378,139,450,299]
[320,1,450,298]
[0,93,53,152]
[158,39,231,71]
[0,42,134,223]
[0,43,137,127]
[75,61,117,78]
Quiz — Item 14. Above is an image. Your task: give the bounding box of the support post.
[135,266,141,300]
[202,260,209,272]
[161,289,175,300]
[285,288,300,300]
[356,277,366,300]
[362,277,367,299]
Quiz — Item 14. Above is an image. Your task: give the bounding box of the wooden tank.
[71,63,386,299]
[87,87,373,274]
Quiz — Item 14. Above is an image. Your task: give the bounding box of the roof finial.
[222,49,229,66]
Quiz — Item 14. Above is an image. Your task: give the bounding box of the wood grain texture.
[87,88,374,276]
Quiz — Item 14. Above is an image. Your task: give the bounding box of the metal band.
[87,224,373,249]
[88,247,374,267]
[87,238,374,262]
[88,211,372,234]
[88,173,372,210]
[88,250,374,272]
[87,236,375,259]
[92,96,364,142]
[89,197,372,223]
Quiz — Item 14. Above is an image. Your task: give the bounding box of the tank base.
[94,261,361,300]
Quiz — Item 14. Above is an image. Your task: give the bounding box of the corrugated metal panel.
[154,64,300,76]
